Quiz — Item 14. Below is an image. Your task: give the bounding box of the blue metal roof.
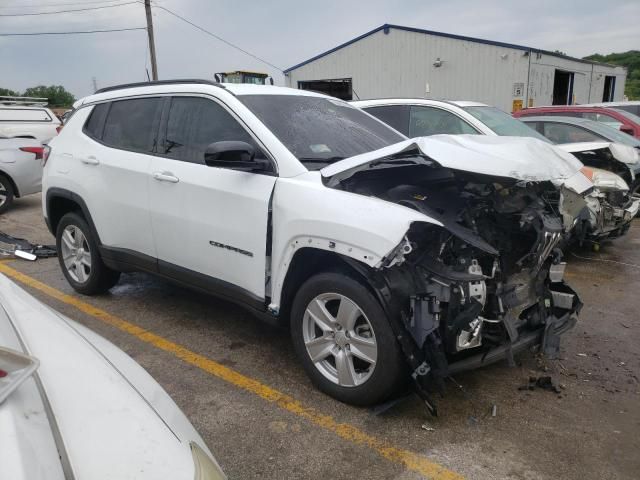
[284,24,622,73]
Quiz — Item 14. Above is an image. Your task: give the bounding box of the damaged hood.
[558,142,640,166]
[322,135,585,188]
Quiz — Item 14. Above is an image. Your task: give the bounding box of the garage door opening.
[298,78,353,100]
[552,70,574,105]
[602,75,616,102]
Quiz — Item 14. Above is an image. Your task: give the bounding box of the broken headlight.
[581,167,629,192]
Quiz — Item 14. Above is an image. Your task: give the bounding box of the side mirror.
[204,141,270,171]
[620,125,634,136]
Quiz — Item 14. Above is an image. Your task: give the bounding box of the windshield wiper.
[298,156,346,163]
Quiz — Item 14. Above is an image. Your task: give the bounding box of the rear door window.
[409,106,479,136]
[102,97,162,152]
[161,96,260,164]
[542,122,604,144]
[364,105,410,136]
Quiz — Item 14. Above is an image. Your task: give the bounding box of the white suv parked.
[44,80,586,411]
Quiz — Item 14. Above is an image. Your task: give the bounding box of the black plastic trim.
[45,188,102,242]
[95,79,226,94]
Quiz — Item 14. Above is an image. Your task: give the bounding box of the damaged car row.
[355,99,640,245]
[42,81,611,416]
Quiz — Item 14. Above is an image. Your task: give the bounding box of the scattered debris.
[491,405,497,417]
[577,353,588,357]
[518,376,562,394]
[0,232,56,260]
[421,424,435,432]
[620,323,630,329]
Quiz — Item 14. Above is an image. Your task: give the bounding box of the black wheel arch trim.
[45,188,102,243]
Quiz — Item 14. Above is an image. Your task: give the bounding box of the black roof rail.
[94,79,225,94]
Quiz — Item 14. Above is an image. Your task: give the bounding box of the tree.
[0,88,20,97]
[22,85,75,107]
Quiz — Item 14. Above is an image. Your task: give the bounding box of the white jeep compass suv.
[43,80,586,412]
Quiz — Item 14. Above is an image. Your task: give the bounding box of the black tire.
[0,174,15,214]
[56,212,120,295]
[290,271,406,406]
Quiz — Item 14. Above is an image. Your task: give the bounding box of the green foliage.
[0,85,75,107]
[0,88,20,97]
[583,50,640,100]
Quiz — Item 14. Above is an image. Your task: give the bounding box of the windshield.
[239,94,404,168]
[587,120,640,147]
[463,106,550,142]
[614,109,640,125]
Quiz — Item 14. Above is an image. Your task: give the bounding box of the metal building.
[284,24,627,112]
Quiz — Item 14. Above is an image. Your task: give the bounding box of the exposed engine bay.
[335,163,582,414]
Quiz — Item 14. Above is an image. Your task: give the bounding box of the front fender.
[268,172,441,310]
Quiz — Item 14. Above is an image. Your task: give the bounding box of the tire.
[56,212,120,295]
[0,174,15,214]
[290,271,406,406]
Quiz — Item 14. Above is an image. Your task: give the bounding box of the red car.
[513,106,640,139]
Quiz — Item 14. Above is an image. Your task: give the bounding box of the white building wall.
[527,53,627,106]
[286,28,531,112]
[286,27,627,111]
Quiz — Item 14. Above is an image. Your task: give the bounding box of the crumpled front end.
[578,168,640,241]
[332,161,582,415]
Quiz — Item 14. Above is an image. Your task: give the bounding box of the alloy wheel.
[60,225,92,283]
[302,293,377,387]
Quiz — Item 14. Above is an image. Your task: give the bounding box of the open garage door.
[298,78,353,100]
[552,70,575,105]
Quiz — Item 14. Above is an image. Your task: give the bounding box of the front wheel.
[290,272,406,406]
[56,212,120,295]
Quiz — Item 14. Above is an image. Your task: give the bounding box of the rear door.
[148,95,277,302]
[363,105,410,136]
[78,97,162,264]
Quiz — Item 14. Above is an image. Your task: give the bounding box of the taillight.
[19,146,44,160]
[56,125,63,134]
[42,145,51,165]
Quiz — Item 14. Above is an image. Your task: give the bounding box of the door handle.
[81,155,99,165]
[152,171,179,183]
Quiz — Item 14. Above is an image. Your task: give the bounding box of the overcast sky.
[1,0,638,98]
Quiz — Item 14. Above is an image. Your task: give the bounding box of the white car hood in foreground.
[0,274,217,480]
[322,135,586,187]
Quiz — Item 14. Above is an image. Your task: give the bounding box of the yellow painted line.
[0,262,463,480]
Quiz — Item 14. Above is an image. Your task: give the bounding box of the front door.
[148,95,277,303]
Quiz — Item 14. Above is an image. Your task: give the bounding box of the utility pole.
[92,77,98,93]
[144,0,158,80]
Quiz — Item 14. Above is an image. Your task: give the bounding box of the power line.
[0,0,125,8]
[152,4,284,72]
[0,27,146,36]
[0,1,138,16]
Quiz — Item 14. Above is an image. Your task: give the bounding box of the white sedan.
[0,273,226,480]
[0,135,45,213]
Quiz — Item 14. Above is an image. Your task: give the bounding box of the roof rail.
[0,96,48,106]
[94,79,224,94]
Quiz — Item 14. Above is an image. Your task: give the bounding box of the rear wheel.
[0,175,15,214]
[290,272,405,406]
[56,212,120,295]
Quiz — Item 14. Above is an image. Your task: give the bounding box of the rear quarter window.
[83,103,109,140]
[0,108,52,122]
